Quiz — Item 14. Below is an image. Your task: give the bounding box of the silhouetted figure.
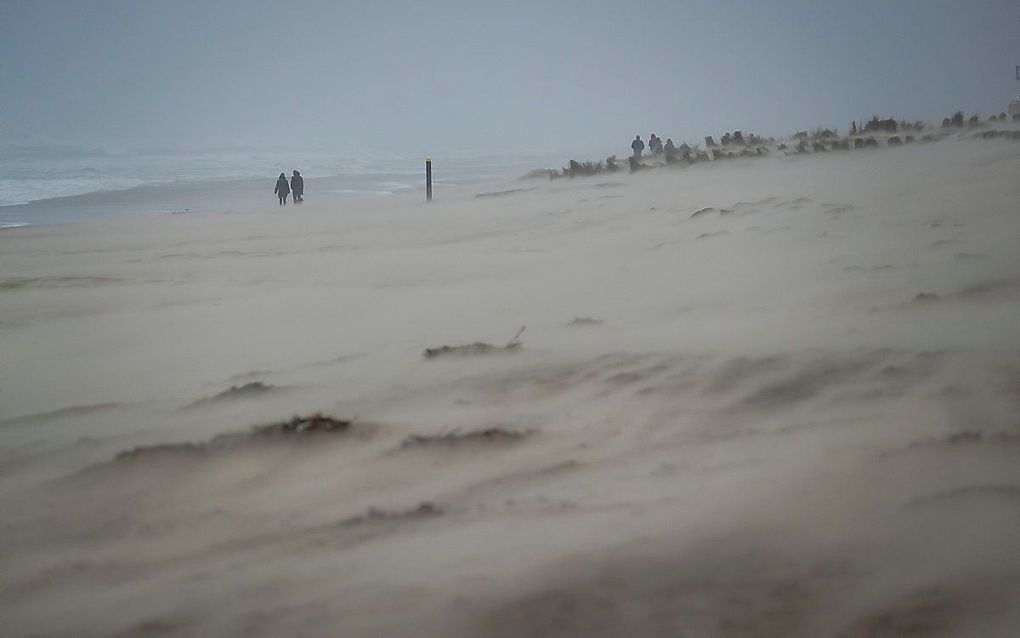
[649,134,663,156]
[631,135,645,158]
[664,138,677,163]
[275,173,290,205]
[291,170,304,203]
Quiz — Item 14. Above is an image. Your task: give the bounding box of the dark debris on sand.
[424,326,525,359]
[251,413,351,436]
[912,292,941,304]
[879,430,1020,460]
[110,413,354,464]
[341,502,443,527]
[401,428,531,449]
[187,381,277,407]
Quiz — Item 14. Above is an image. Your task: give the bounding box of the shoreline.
[0,150,567,227]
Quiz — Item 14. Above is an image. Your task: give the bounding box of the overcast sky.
[1,0,1018,157]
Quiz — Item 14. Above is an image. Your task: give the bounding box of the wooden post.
[425,157,432,202]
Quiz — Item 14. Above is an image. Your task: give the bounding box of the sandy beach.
[2,135,1020,636]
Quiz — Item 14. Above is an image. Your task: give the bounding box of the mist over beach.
[2,1,1020,636]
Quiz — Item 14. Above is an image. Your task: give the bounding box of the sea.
[0,147,565,228]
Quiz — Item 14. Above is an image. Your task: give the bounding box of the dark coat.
[290,174,304,195]
[275,177,290,195]
[631,138,645,152]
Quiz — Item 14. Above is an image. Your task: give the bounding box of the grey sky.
[2,0,1017,156]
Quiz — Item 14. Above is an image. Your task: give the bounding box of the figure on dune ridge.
[274,172,290,206]
[631,135,645,158]
[649,133,663,156]
[664,138,677,163]
[291,170,304,204]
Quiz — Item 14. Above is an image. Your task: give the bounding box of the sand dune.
[1,137,1019,636]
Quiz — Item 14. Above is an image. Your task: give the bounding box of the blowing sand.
[1,138,1019,636]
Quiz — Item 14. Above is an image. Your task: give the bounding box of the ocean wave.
[0,177,146,207]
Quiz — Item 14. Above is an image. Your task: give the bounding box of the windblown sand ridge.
[1,138,1019,636]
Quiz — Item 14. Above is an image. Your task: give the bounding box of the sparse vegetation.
[253,413,351,436]
[341,502,443,526]
[108,413,355,465]
[568,317,604,326]
[548,156,621,179]
[423,326,525,359]
[863,116,897,133]
[187,381,276,407]
[401,427,531,449]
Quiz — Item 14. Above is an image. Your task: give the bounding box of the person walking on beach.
[631,135,645,158]
[291,170,304,203]
[274,173,290,205]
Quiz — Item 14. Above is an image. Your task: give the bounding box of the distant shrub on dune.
[979,130,1020,141]
[863,116,897,133]
[967,115,982,128]
[566,159,603,177]
[629,155,649,172]
[811,128,837,139]
[888,136,903,146]
[897,120,925,131]
[950,111,964,127]
[548,156,621,179]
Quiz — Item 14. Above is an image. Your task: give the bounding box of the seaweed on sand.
[186,382,277,407]
[341,502,443,527]
[401,427,531,449]
[251,413,351,436]
[109,414,354,464]
[423,326,526,359]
